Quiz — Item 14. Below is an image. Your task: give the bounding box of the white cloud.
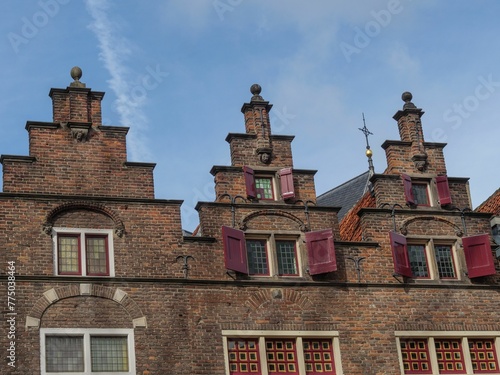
[386,43,420,75]
[85,0,152,161]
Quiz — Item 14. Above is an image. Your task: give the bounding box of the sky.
[1,0,499,231]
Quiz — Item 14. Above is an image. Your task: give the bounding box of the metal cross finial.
[359,113,373,148]
[359,113,375,173]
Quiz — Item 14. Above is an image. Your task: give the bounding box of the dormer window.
[401,174,452,207]
[411,183,430,206]
[254,176,274,200]
[244,166,295,201]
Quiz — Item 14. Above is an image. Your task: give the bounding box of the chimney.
[49,66,105,127]
[393,92,428,171]
[240,84,274,163]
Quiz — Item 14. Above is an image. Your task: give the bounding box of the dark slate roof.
[317,171,371,220]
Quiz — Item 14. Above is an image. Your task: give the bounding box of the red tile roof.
[339,191,376,241]
[476,188,500,215]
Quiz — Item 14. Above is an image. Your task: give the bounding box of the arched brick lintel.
[239,210,306,231]
[42,201,125,237]
[400,215,464,237]
[25,284,146,330]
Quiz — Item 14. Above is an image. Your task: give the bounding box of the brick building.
[1,69,499,375]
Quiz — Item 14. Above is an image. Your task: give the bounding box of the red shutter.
[389,231,412,277]
[463,234,496,278]
[243,166,256,199]
[401,174,415,205]
[279,167,295,200]
[305,229,337,275]
[436,176,452,206]
[222,226,248,274]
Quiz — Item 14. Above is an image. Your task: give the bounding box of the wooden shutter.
[463,234,496,278]
[279,167,295,200]
[401,174,415,205]
[389,231,412,277]
[243,166,256,199]
[222,226,248,274]
[305,229,337,275]
[436,175,452,206]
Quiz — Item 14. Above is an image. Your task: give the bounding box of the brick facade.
[1,71,499,375]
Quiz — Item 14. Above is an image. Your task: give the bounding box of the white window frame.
[245,232,303,277]
[52,227,115,277]
[40,328,135,375]
[395,331,500,375]
[407,238,461,281]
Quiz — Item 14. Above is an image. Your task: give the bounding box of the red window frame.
[434,339,466,374]
[303,339,336,375]
[411,183,430,206]
[433,244,457,279]
[85,234,110,276]
[400,338,432,374]
[469,339,499,373]
[265,339,299,375]
[227,338,261,375]
[57,234,82,275]
[57,232,110,276]
[255,176,275,200]
[407,244,431,279]
[275,240,299,276]
[246,239,270,276]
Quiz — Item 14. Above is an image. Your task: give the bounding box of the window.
[244,166,295,201]
[53,228,115,277]
[40,328,135,375]
[255,177,275,200]
[412,183,430,206]
[407,242,457,280]
[391,233,496,280]
[246,236,300,277]
[222,330,343,375]
[401,175,452,207]
[222,227,337,277]
[396,331,500,374]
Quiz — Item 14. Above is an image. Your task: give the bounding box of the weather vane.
[359,113,374,173]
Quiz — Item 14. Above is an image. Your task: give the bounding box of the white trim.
[221,330,342,375]
[40,328,135,375]
[52,227,115,277]
[395,331,500,375]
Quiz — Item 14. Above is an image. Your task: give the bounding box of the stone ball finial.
[401,91,416,109]
[250,84,262,96]
[402,91,412,102]
[70,66,83,82]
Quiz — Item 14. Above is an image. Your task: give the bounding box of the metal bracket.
[449,206,471,236]
[346,256,366,283]
[379,203,403,231]
[218,194,247,228]
[175,255,195,279]
[295,199,315,231]
[392,273,405,284]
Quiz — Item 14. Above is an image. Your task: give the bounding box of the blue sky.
[1,0,499,231]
